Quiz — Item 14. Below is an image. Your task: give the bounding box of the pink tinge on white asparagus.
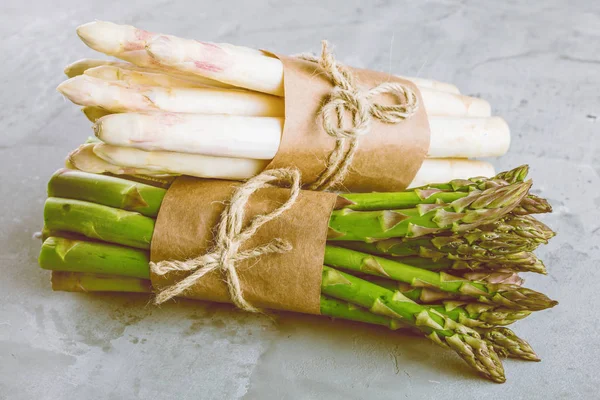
[427,116,510,158]
[93,143,269,180]
[57,75,284,116]
[76,21,161,68]
[95,113,283,160]
[145,35,285,96]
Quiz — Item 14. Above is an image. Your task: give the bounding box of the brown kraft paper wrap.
[150,176,338,315]
[265,53,431,192]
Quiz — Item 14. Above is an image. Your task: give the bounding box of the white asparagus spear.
[427,116,510,157]
[65,58,234,88]
[96,113,283,160]
[408,159,496,189]
[419,87,491,117]
[84,65,209,88]
[95,112,510,159]
[397,76,460,94]
[67,143,171,176]
[65,59,121,78]
[58,74,480,118]
[146,34,285,96]
[67,59,460,95]
[76,22,167,68]
[57,75,284,116]
[91,141,494,186]
[76,22,468,100]
[93,143,269,180]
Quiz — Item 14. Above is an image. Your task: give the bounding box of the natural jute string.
[150,168,302,311]
[297,41,419,191]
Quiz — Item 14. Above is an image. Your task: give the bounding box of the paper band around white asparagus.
[95,112,509,159]
[57,75,284,116]
[76,141,494,186]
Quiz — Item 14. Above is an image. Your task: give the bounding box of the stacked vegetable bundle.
[40,165,557,383]
[58,21,509,187]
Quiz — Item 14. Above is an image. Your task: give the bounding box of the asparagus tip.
[445,333,506,383]
[493,285,558,311]
[485,327,540,362]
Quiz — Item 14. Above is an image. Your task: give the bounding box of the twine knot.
[298,41,419,190]
[150,168,302,312]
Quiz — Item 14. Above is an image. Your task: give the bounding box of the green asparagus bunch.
[39,166,557,383]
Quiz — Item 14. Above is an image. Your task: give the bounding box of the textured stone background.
[1,0,598,398]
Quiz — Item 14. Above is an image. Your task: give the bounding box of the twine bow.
[298,41,419,190]
[150,168,302,312]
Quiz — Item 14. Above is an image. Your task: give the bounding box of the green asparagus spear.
[336,165,531,211]
[51,271,153,293]
[328,180,532,241]
[321,266,506,382]
[44,198,154,249]
[478,214,555,243]
[365,277,529,327]
[337,165,548,216]
[39,237,150,279]
[48,169,166,217]
[324,246,557,311]
[483,327,540,361]
[511,195,552,215]
[333,248,547,274]
[340,237,547,274]
[457,271,524,286]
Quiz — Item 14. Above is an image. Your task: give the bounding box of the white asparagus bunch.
[57,20,510,186]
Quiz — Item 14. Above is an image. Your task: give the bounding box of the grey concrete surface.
[1,0,598,398]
